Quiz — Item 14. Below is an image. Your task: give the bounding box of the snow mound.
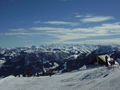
[0,66,120,90]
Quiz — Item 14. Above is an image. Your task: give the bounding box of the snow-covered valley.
[0,66,120,90]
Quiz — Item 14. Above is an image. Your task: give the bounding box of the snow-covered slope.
[0,66,120,90]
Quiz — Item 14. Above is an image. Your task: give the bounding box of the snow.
[72,54,79,59]
[0,66,120,90]
[0,60,5,64]
[98,54,111,62]
[50,62,59,69]
[0,60,6,67]
[116,58,120,64]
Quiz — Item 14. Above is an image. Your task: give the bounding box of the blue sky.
[0,0,120,48]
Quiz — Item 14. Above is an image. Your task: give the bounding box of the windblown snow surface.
[0,66,120,90]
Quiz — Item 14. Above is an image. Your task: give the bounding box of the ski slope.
[0,66,120,90]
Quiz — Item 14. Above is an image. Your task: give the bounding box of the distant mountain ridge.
[0,44,120,77]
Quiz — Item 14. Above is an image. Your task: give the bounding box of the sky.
[0,0,120,48]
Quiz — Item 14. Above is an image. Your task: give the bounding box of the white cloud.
[35,21,79,26]
[94,22,120,29]
[10,28,25,32]
[33,21,41,24]
[75,14,92,18]
[52,33,87,41]
[28,22,120,41]
[47,38,120,45]
[81,16,114,23]
[46,22,120,42]
[74,15,83,18]
[2,21,120,45]
[92,22,120,33]
[71,22,120,34]
[51,33,110,42]
[31,27,70,32]
[4,22,120,37]
[9,28,28,33]
[77,38,120,45]
[0,32,43,36]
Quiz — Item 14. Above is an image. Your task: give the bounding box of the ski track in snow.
[0,66,120,90]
